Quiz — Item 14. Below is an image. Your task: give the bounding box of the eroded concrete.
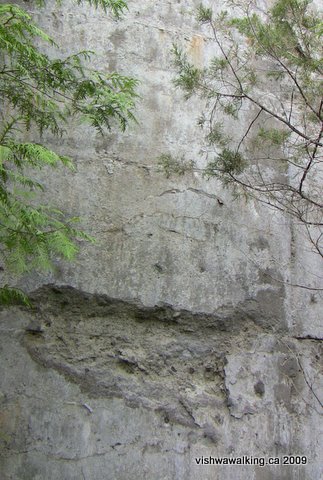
[0,0,322,478]
[1,287,322,479]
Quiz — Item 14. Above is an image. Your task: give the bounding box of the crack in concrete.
[158,187,224,204]
[294,336,323,342]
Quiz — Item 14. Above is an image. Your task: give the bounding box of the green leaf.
[0,0,137,303]
[205,149,247,176]
[0,285,31,306]
[196,4,213,23]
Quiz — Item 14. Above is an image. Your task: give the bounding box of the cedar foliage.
[0,0,138,305]
[172,0,323,259]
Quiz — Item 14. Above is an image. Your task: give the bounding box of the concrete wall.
[0,1,322,479]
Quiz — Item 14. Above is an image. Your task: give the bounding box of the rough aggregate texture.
[0,0,323,479]
[1,286,322,479]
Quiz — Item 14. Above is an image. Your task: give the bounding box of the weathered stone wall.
[0,1,322,479]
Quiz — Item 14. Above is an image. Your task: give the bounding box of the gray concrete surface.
[0,0,322,478]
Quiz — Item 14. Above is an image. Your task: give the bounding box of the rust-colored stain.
[188,35,204,67]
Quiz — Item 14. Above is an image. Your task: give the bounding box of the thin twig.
[236,107,263,152]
